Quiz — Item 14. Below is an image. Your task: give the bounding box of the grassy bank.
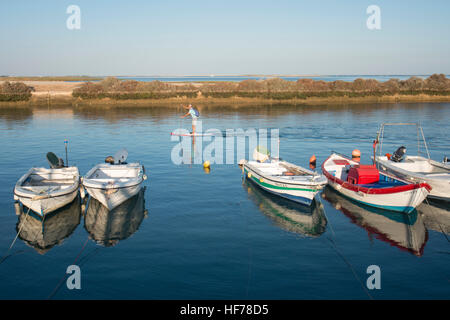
[1,74,450,107]
[2,92,450,109]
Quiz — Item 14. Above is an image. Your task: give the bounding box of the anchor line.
[316,194,374,300]
[47,236,90,300]
[0,203,34,265]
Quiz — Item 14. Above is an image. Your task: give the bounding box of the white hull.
[327,179,428,213]
[84,183,142,210]
[17,191,78,217]
[242,160,327,206]
[375,156,450,201]
[323,153,430,213]
[82,163,146,210]
[14,167,80,218]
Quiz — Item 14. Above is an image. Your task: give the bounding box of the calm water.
[0,103,449,299]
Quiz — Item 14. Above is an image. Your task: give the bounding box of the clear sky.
[1,0,449,76]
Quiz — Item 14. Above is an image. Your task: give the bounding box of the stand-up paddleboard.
[170,132,214,137]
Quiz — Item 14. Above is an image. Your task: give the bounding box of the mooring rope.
[317,194,374,300]
[0,205,33,265]
[47,236,90,300]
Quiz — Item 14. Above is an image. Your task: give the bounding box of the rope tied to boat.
[316,193,374,300]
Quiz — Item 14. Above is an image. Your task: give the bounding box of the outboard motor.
[444,156,448,163]
[391,146,406,162]
[46,152,65,168]
[105,156,114,164]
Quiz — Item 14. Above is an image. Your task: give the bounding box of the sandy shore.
[0,80,82,96]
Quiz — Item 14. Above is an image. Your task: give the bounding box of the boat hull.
[326,179,427,213]
[82,163,146,210]
[15,191,78,218]
[243,167,321,206]
[14,167,80,218]
[84,183,143,210]
[323,154,430,214]
[375,156,450,201]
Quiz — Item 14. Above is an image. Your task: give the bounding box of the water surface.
[0,102,449,299]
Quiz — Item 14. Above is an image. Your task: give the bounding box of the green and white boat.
[240,158,327,206]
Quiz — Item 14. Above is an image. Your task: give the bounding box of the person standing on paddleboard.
[181,104,199,134]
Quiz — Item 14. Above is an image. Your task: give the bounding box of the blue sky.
[1,0,449,76]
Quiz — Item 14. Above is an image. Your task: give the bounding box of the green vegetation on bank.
[0,81,32,101]
[73,74,450,100]
[2,74,450,103]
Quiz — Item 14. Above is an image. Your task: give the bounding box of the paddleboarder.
[181,104,199,134]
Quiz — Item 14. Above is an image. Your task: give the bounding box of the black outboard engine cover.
[47,152,65,168]
[391,146,406,162]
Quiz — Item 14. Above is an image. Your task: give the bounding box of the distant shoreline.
[1,93,450,108]
[2,75,450,107]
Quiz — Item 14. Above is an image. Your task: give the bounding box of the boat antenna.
[64,139,69,167]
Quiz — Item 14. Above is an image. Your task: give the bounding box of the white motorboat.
[82,149,147,210]
[374,123,450,201]
[14,166,80,218]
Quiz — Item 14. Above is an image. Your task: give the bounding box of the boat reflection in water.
[244,180,327,237]
[322,186,427,256]
[417,200,450,235]
[16,196,81,254]
[84,188,147,247]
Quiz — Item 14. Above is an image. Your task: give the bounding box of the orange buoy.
[352,149,361,162]
[385,153,392,160]
[309,154,317,170]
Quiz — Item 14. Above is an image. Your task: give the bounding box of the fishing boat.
[373,123,450,201]
[322,152,431,213]
[82,149,147,210]
[240,148,327,205]
[244,179,327,237]
[322,187,427,256]
[14,152,80,218]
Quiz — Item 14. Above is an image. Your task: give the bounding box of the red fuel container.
[347,165,379,185]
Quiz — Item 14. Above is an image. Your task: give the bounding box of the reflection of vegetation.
[73,74,450,100]
[0,82,32,101]
[0,107,33,122]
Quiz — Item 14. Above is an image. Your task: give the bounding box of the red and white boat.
[322,153,431,213]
